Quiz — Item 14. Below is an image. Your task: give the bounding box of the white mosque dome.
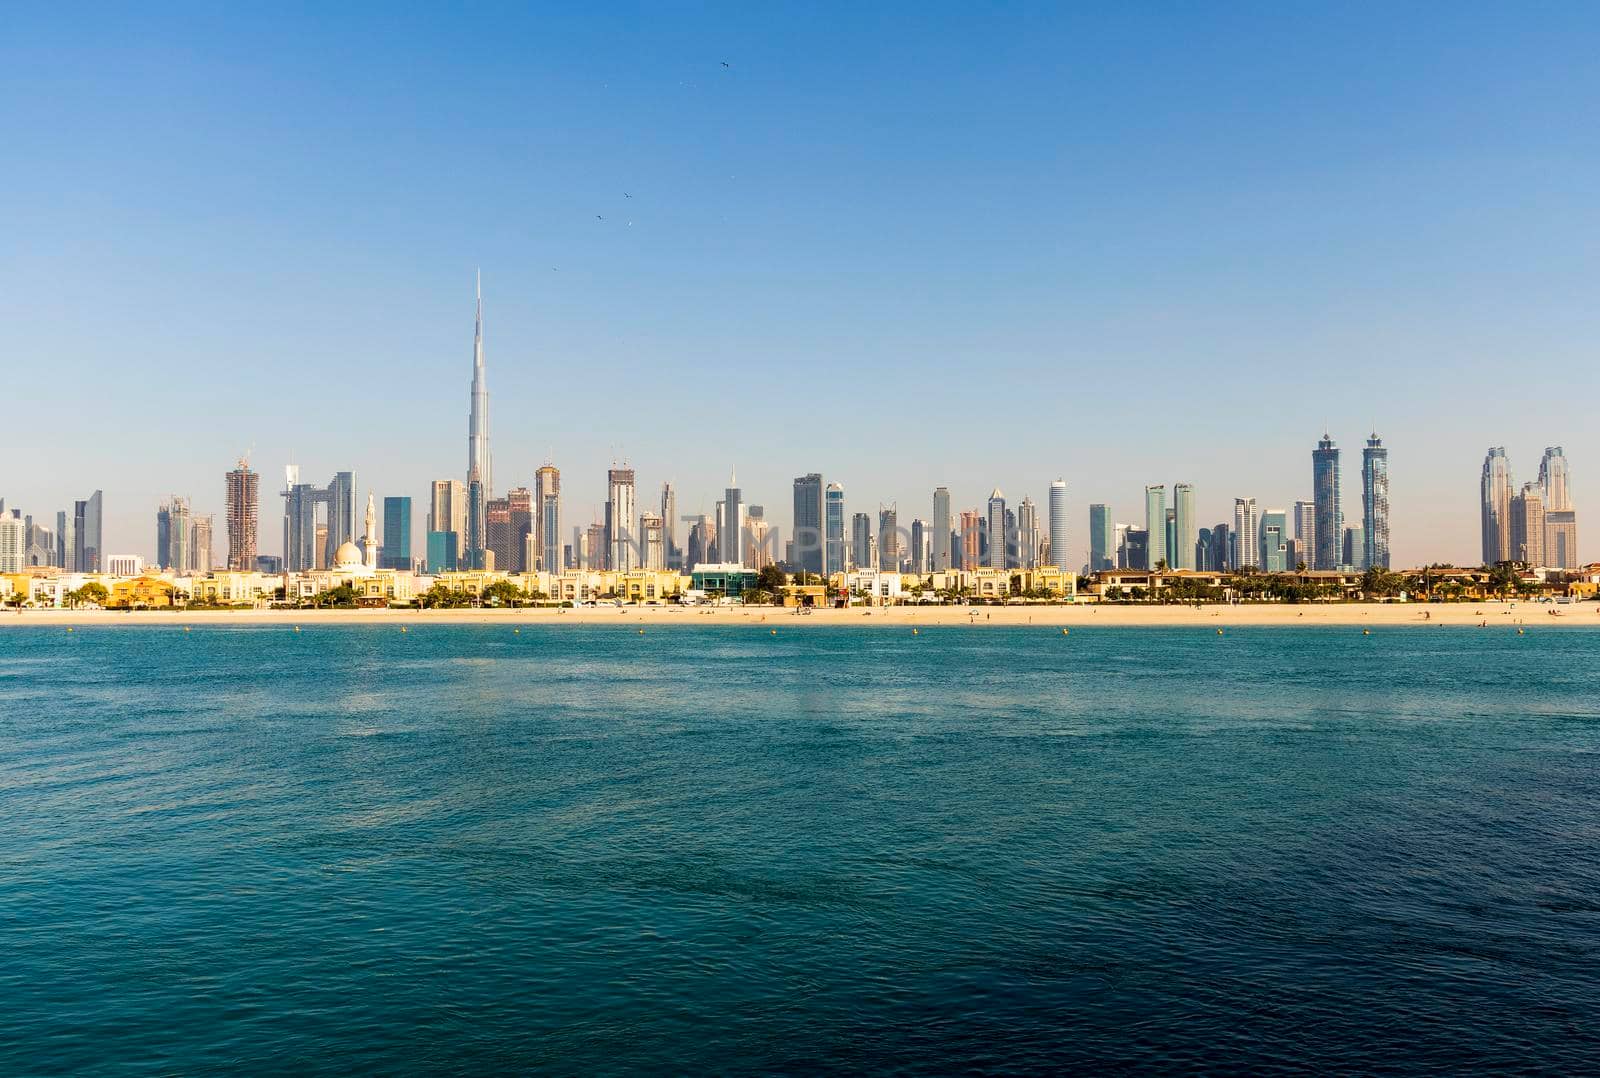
[333,541,364,568]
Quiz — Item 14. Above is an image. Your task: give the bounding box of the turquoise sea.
[3,624,1599,1073]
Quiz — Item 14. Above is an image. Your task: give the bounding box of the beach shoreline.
[4,602,1595,629]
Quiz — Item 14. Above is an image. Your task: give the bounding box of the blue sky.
[3,3,1597,566]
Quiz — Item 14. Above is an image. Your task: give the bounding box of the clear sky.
[3,3,1597,567]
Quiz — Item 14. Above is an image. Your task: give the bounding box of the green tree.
[1486,563,1520,598]
[755,564,787,594]
[481,580,525,607]
[1361,566,1403,598]
[310,584,359,608]
[71,582,110,608]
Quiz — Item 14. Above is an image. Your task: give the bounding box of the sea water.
[2,624,1598,1072]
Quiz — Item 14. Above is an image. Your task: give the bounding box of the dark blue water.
[3,625,1599,1073]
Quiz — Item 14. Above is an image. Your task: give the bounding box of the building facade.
[1233,497,1259,571]
[225,459,258,572]
[932,486,952,572]
[792,473,824,575]
[1362,433,1390,569]
[1481,446,1513,564]
[1171,483,1195,570]
[1144,485,1166,569]
[1312,434,1341,570]
[382,496,412,570]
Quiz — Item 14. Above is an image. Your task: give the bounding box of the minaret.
[468,270,492,499]
[364,492,377,569]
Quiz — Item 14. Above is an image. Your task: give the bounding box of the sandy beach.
[4,601,1595,629]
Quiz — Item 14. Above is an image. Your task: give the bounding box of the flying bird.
[721,61,730,68]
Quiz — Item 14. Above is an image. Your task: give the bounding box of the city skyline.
[6,8,1600,566]
[13,281,1582,572]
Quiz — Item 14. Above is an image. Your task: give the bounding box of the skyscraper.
[1259,509,1288,572]
[639,512,665,570]
[986,490,1007,568]
[878,503,899,571]
[1088,503,1113,572]
[1144,485,1166,569]
[1232,497,1258,571]
[225,458,259,572]
[910,518,928,574]
[687,515,716,569]
[325,472,357,569]
[1313,434,1342,570]
[1362,433,1390,570]
[0,508,22,574]
[486,497,512,571]
[428,479,467,573]
[466,273,492,568]
[1018,497,1039,570]
[659,481,678,570]
[1292,500,1316,571]
[1048,479,1069,570]
[1510,484,1545,566]
[190,515,213,573]
[1539,446,1578,568]
[1539,447,1571,511]
[464,475,486,569]
[1481,446,1513,565]
[605,467,637,572]
[157,496,191,571]
[504,487,533,573]
[851,512,873,569]
[1213,523,1233,573]
[960,510,982,570]
[56,509,74,571]
[73,491,103,574]
[825,483,846,576]
[792,473,824,575]
[382,496,412,570]
[721,469,743,568]
[932,487,952,571]
[1171,483,1195,570]
[536,466,562,573]
[1342,525,1365,570]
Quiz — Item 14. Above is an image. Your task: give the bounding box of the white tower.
[364,492,377,569]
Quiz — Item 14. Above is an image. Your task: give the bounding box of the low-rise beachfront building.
[616,570,685,604]
[1093,569,1229,601]
[1008,565,1078,599]
[107,575,180,609]
[840,568,903,605]
[779,583,829,608]
[690,563,759,599]
[189,571,283,607]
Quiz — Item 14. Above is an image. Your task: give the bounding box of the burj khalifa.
[465,272,492,568]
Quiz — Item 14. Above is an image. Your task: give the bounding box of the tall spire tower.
[468,270,492,499]
[464,272,492,568]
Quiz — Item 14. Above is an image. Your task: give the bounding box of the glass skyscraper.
[1361,433,1390,570]
[1088,503,1113,572]
[73,490,103,574]
[1312,434,1341,570]
[1259,509,1288,572]
[986,490,1007,568]
[1171,483,1195,570]
[1048,479,1069,570]
[1144,485,1166,569]
[931,487,952,571]
[825,483,846,576]
[382,496,412,570]
[792,473,824,575]
[1480,446,1513,564]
